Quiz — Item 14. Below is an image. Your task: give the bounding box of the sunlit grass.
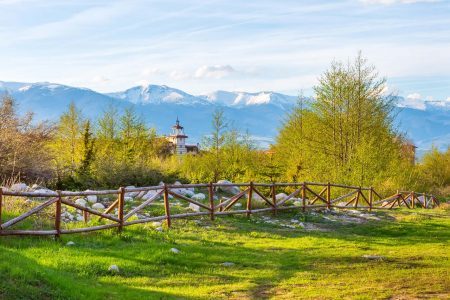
[0,204,449,299]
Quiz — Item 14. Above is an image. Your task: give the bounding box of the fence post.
[208,182,215,221]
[163,184,171,227]
[411,191,415,209]
[326,182,331,209]
[0,187,3,229]
[271,183,277,215]
[55,191,62,239]
[355,187,361,209]
[246,182,253,217]
[118,187,125,232]
[369,187,373,212]
[302,182,306,212]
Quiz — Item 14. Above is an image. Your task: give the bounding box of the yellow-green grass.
[0,205,449,299]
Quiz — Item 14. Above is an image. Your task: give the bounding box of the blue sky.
[1,0,449,106]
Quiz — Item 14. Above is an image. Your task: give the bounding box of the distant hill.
[1,80,449,154]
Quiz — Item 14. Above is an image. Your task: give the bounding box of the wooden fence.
[0,182,439,237]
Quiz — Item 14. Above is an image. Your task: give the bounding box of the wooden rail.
[0,182,439,237]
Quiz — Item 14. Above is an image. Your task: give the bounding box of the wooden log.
[345,196,356,207]
[118,187,125,232]
[310,187,327,205]
[163,184,171,228]
[246,182,253,217]
[99,199,119,221]
[124,215,168,226]
[276,189,301,207]
[0,229,58,236]
[304,185,327,204]
[123,191,162,221]
[302,183,306,212]
[271,184,277,215]
[1,197,57,229]
[55,191,62,238]
[369,187,373,212]
[60,223,120,234]
[354,188,361,208]
[359,190,370,206]
[168,190,211,211]
[61,199,120,222]
[330,190,358,204]
[0,187,3,229]
[411,191,415,209]
[373,194,400,205]
[326,182,331,209]
[252,186,275,208]
[61,190,119,197]
[399,194,411,209]
[221,188,250,211]
[83,210,89,223]
[208,182,215,221]
[372,189,383,200]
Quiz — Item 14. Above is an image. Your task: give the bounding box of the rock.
[75,214,83,221]
[151,221,162,227]
[10,183,28,192]
[192,193,206,200]
[108,265,120,273]
[234,203,242,207]
[221,262,235,267]
[290,219,299,223]
[92,203,105,211]
[217,180,241,194]
[189,203,200,212]
[125,186,139,198]
[86,194,97,203]
[155,227,163,232]
[124,196,133,202]
[276,193,288,201]
[137,191,147,198]
[362,255,385,261]
[75,198,87,207]
[293,200,302,207]
[182,190,195,197]
[170,248,180,254]
[142,191,159,200]
[66,241,75,246]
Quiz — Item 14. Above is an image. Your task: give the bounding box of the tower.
[168,117,188,154]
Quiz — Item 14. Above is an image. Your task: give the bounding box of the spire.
[176,116,180,127]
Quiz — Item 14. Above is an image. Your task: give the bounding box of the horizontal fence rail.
[0,182,439,237]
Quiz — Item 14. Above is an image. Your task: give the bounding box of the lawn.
[0,205,449,299]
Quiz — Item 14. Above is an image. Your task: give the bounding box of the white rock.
[10,183,28,192]
[293,200,302,207]
[124,196,133,202]
[189,203,200,212]
[276,193,288,200]
[76,214,83,221]
[217,180,241,194]
[170,248,180,254]
[66,241,75,246]
[33,188,53,194]
[151,221,162,227]
[92,203,105,211]
[75,198,87,207]
[125,186,139,198]
[192,193,206,200]
[290,219,299,223]
[182,190,195,197]
[142,191,158,200]
[221,262,235,267]
[155,227,163,232]
[86,194,97,204]
[234,203,242,207]
[108,265,120,273]
[137,191,147,198]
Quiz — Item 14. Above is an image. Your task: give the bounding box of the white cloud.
[92,75,110,83]
[447,97,450,102]
[360,0,438,4]
[194,65,236,79]
[141,68,163,77]
[169,70,190,80]
[399,92,426,110]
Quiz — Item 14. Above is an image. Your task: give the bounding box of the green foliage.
[416,146,450,196]
[275,53,412,193]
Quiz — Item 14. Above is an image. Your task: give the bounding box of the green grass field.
[1,205,449,299]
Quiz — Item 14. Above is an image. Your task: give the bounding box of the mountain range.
[1,80,449,157]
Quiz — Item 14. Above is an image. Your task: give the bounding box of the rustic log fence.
[0,182,439,237]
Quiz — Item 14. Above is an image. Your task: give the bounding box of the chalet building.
[166,118,199,155]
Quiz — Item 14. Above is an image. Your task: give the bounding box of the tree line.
[1,54,449,196]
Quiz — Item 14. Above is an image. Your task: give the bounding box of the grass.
[0,204,449,299]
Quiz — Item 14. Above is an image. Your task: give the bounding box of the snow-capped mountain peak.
[199,90,297,108]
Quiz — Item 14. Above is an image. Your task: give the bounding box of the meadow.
[0,204,449,299]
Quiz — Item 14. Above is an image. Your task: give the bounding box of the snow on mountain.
[0,80,449,154]
[108,84,209,105]
[199,90,297,108]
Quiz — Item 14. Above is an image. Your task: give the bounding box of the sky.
[1,0,449,107]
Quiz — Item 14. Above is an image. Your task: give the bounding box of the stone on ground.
[217,180,241,194]
[221,262,235,267]
[66,241,75,246]
[75,198,87,207]
[92,203,105,210]
[170,248,180,254]
[108,265,120,273]
[192,193,206,200]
